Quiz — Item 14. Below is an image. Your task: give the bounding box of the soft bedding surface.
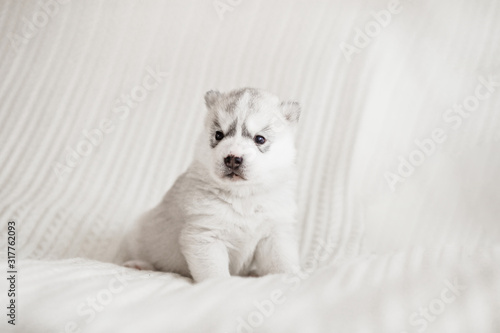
[1,0,499,332]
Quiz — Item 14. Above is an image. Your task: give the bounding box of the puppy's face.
[201,88,300,186]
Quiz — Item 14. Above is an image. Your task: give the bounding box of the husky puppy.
[123,88,301,282]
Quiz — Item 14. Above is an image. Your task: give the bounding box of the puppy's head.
[200,88,300,186]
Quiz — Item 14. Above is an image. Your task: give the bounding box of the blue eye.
[254,135,266,145]
[215,131,224,141]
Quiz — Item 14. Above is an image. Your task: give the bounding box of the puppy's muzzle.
[224,155,243,170]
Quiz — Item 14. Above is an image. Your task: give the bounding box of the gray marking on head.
[241,122,252,139]
[226,100,238,114]
[224,89,247,114]
[211,118,221,131]
[246,88,260,113]
[223,88,262,115]
[225,119,238,138]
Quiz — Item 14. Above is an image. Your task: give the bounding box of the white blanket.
[1,0,499,332]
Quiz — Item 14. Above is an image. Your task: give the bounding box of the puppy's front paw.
[253,234,300,276]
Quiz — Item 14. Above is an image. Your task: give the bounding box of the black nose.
[224,155,243,169]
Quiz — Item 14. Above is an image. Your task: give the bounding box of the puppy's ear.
[204,90,221,109]
[280,101,301,123]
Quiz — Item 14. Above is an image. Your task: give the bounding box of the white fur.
[123,88,301,282]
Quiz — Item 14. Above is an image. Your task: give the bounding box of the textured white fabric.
[0,0,499,332]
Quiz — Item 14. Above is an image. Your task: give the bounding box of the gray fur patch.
[241,122,252,139]
[225,119,238,138]
[226,101,236,114]
[224,89,247,113]
[224,88,260,115]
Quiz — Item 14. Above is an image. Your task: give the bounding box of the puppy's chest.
[228,196,263,217]
[221,193,280,222]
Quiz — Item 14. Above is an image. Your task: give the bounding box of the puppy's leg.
[253,233,299,276]
[180,229,230,282]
